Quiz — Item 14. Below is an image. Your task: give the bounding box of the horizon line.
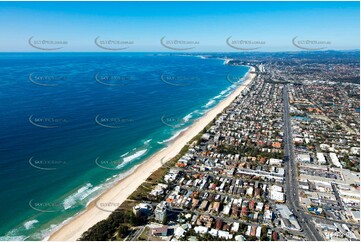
[0,49,360,54]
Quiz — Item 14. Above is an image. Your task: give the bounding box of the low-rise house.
[152,226,169,236]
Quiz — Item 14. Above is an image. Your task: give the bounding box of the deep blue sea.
[0,53,248,240]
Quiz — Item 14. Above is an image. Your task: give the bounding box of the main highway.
[282,85,324,241]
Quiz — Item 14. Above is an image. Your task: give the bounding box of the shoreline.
[49,66,256,241]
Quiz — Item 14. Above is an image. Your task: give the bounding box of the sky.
[0,1,359,52]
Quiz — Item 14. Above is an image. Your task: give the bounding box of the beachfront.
[48,67,256,241]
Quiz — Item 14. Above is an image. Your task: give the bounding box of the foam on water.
[24,220,39,230]
[220,89,227,95]
[121,149,147,164]
[202,85,234,109]
[213,94,223,99]
[203,99,216,108]
[0,234,28,241]
[43,164,144,241]
[120,152,129,157]
[144,139,152,144]
[157,127,189,144]
[63,183,101,210]
[115,140,151,169]
[182,112,193,123]
[0,227,30,241]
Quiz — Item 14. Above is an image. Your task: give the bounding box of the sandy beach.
[49,66,256,241]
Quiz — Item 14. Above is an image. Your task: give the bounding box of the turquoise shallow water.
[0,53,248,240]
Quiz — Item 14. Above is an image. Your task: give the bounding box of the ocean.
[0,53,248,240]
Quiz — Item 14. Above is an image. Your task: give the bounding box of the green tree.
[117,224,129,238]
